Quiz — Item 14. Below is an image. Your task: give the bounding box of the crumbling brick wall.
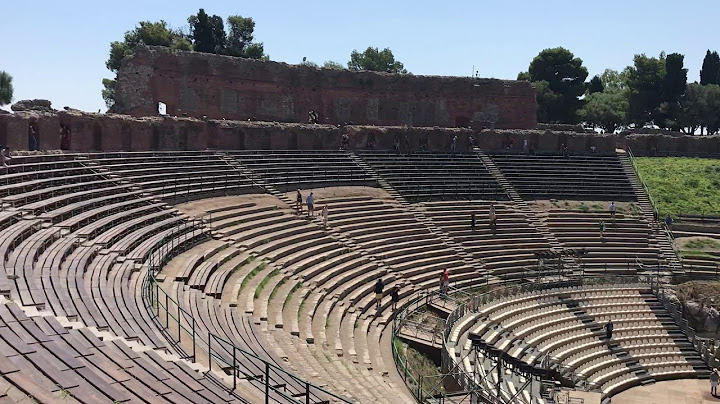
[113,45,538,129]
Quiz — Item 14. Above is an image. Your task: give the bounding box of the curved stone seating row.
[0,300,248,403]
[358,151,508,201]
[0,153,261,401]
[164,198,411,402]
[545,210,660,274]
[421,200,553,280]
[89,151,262,203]
[229,150,376,192]
[446,284,707,401]
[489,153,636,201]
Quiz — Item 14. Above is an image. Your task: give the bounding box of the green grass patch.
[634,157,720,217]
[239,261,266,291]
[685,238,720,250]
[254,268,280,299]
[681,250,717,260]
[393,339,443,395]
[269,277,286,300]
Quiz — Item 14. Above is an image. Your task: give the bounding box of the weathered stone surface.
[114,45,538,129]
[11,99,54,113]
[1,109,718,155]
[626,133,720,156]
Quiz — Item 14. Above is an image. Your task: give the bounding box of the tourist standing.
[450,135,457,153]
[374,278,384,309]
[599,220,606,238]
[609,202,616,219]
[489,204,497,231]
[0,145,11,169]
[665,214,673,230]
[295,189,303,215]
[439,269,450,296]
[391,285,400,311]
[523,139,529,154]
[322,205,329,228]
[710,368,719,396]
[306,192,315,217]
[468,135,475,151]
[471,213,476,233]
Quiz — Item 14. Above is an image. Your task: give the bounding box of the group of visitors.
[373,278,400,312]
[469,204,496,233]
[295,190,328,227]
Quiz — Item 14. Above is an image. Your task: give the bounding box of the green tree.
[519,47,588,123]
[101,78,115,109]
[587,75,604,94]
[579,90,629,133]
[322,61,345,70]
[225,15,265,59]
[348,47,407,73]
[700,50,720,85]
[627,53,666,126]
[0,71,12,106]
[106,20,187,72]
[188,9,226,54]
[658,53,687,130]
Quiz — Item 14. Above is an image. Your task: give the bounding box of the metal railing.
[651,283,720,370]
[143,224,354,403]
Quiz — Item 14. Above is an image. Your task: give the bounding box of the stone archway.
[92,123,103,151]
[121,124,132,151]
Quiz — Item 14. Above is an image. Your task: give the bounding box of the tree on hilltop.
[323,61,345,70]
[348,47,407,74]
[626,53,666,126]
[225,15,265,59]
[587,75,604,95]
[518,47,588,123]
[700,50,720,85]
[188,9,226,54]
[0,71,13,107]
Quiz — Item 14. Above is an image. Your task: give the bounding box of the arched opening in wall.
[157,102,167,116]
[0,120,7,147]
[92,123,103,151]
[151,126,160,151]
[288,132,298,150]
[121,124,132,151]
[179,127,189,151]
[455,116,470,128]
[28,121,40,151]
[236,130,245,150]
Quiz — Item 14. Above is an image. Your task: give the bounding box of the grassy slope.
[634,157,720,218]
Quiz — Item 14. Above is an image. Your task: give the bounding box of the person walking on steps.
[604,319,613,343]
[609,202,616,220]
[391,285,400,311]
[710,368,719,396]
[471,212,476,233]
[665,214,673,231]
[599,220,606,239]
[374,278,384,310]
[322,205,329,228]
[295,189,303,215]
[306,192,314,218]
[439,269,450,296]
[489,204,497,231]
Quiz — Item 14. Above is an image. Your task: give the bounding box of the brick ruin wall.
[112,46,537,129]
[4,110,706,155]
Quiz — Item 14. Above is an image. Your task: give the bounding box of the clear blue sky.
[1,0,719,113]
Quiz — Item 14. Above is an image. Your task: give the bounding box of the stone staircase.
[476,151,579,274]
[348,152,487,277]
[216,152,294,205]
[617,150,682,275]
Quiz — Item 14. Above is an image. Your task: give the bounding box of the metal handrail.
[143,224,354,404]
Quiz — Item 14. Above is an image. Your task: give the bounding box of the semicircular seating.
[446,284,708,401]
